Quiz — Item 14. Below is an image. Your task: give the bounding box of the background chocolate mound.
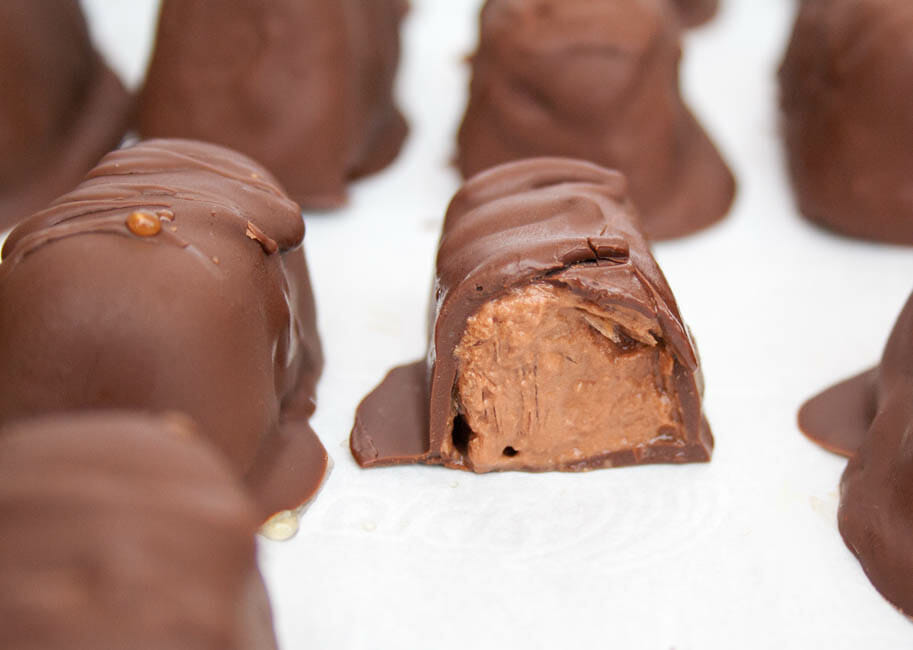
[800,289,913,616]
[780,0,913,244]
[456,0,735,240]
[0,0,130,231]
[352,158,712,472]
[137,0,409,210]
[671,0,720,27]
[0,412,278,650]
[0,139,327,525]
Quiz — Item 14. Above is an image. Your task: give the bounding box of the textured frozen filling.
[448,282,683,472]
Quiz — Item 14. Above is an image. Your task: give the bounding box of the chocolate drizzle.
[0,139,327,523]
[246,221,279,255]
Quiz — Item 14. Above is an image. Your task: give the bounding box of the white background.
[73,0,913,647]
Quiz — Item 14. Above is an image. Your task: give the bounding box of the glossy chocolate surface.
[780,0,913,244]
[456,0,735,240]
[351,157,712,471]
[0,412,277,650]
[0,0,130,231]
[800,290,913,615]
[138,0,408,210]
[0,139,327,522]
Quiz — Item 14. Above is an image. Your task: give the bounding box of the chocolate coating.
[780,0,913,244]
[0,0,130,231]
[456,0,735,240]
[0,138,327,522]
[671,0,720,27]
[351,157,712,471]
[0,412,277,650]
[138,0,408,210]
[799,291,913,615]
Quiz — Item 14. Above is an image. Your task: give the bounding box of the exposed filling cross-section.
[448,281,684,472]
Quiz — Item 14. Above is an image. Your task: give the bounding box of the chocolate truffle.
[800,290,913,615]
[0,412,277,650]
[351,158,712,472]
[137,0,408,210]
[0,139,327,529]
[0,0,130,231]
[456,0,735,241]
[780,0,913,244]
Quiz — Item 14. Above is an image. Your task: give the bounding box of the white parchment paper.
[78,1,913,647]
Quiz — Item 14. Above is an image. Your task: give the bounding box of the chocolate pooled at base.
[456,0,735,241]
[137,0,408,211]
[0,139,327,528]
[780,0,913,244]
[0,413,278,650]
[351,158,712,473]
[799,290,913,617]
[0,0,130,231]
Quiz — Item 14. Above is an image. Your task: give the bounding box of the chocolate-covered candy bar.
[0,139,327,530]
[780,0,913,244]
[0,0,130,230]
[800,290,913,615]
[456,0,735,240]
[0,413,278,650]
[352,158,712,472]
[138,0,408,210]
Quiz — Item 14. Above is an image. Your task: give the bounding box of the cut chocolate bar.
[351,157,712,472]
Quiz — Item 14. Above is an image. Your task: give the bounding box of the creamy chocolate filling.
[446,282,683,472]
